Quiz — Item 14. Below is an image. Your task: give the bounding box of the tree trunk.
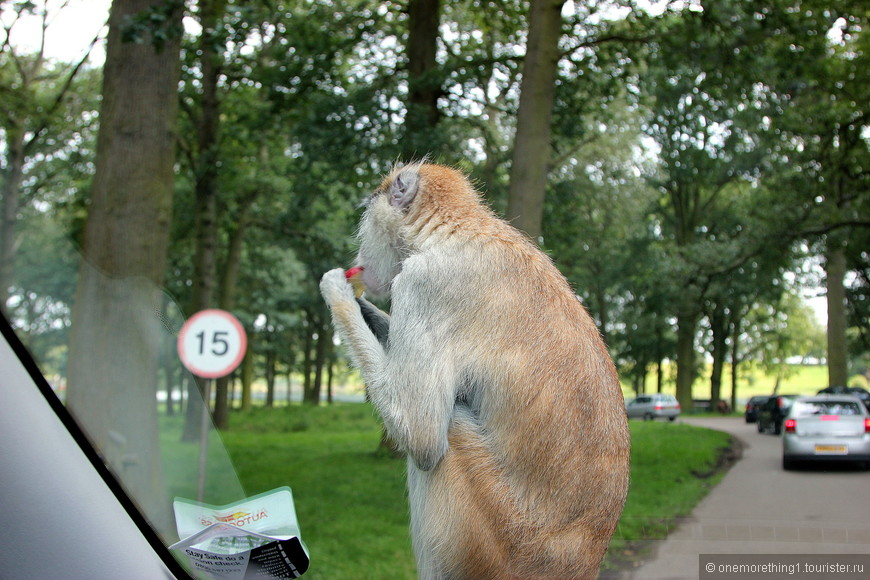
[241,346,253,411]
[307,326,328,405]
[266,350,276,407]
[506,0,566,241]
[212,192,255,428]
[674,312,698,412]
[825,244,849,387]
[402,0,441,160]
[0,124,25,312]
[65,0,182,536]
[709,306,727,409]
[302,316,314,402]
[730,315,742,412]
[182,0,227,440]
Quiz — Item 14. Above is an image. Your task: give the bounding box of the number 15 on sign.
[178,309,247,379]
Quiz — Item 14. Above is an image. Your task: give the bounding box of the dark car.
[817,386,870,412]
[744,395,770,423]
[757,394,800,434]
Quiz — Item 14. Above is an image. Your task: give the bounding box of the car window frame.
[0,312,192,579]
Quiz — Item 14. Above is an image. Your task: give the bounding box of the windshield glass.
[6,230,247,547]
[3,1,869,579]
[792,400,865,417]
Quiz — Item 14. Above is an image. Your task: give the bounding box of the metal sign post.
[177,309,247,501]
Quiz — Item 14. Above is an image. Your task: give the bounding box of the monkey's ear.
[389,169,420,210]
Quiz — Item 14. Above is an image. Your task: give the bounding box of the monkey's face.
[355,191,407,296]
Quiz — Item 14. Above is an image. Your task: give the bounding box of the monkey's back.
[403,226,630,580]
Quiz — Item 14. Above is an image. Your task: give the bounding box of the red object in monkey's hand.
[345,267,366,297]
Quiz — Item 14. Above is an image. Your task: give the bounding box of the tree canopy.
[2,0,868,423]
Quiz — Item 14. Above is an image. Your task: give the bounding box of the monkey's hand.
[320,268,357,308]
[320,268,387,401]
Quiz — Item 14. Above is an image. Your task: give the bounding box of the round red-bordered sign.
[177,309,247,378]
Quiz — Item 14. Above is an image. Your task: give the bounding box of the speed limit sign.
[178,309,247,378]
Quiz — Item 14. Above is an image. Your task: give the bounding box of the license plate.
[814,444,847,455]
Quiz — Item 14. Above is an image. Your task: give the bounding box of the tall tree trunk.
[674,312,698,412]
[241,346,254,411]
[212,191,255,427]
[730,315,742,412]
[302,322,313,402]
[266,350,276,407]
[402,0,441,160]
[825,244,849,387]
[709,306,727,409]
[65,0,182,536]
[307,325,328,405]
[506,0,566,241]
[0,124,25,313]
[182,0,226,440]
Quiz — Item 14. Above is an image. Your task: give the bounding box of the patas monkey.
[320,162,630,579]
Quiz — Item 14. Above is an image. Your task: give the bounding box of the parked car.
[625,393,680,421]
[817,386,870,412]
[744,395,770,423]
[757,394,800,434]
[782,395,870,470]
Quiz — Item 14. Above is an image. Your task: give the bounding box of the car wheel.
[643,413,653,421]
[668,416,677,422]
[757,421,764,433]
[773,422,781,435]
[782,456,795,470]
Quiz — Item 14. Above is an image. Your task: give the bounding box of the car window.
[793,401,864,417]
[4,234,247,560]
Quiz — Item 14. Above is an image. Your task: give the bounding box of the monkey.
[319,162,630,580]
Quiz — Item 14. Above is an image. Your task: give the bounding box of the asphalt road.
[623,416,870,580]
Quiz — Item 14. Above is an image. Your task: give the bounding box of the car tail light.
[784,419,797,433]
[654,404,662,411]
[865,418,870,434]
[675,402,681,410]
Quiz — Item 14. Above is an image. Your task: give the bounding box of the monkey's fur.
[320,163,630,580]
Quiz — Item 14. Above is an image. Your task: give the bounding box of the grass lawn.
[169,404,733,579]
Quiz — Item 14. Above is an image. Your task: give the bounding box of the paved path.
[622,416,870,580]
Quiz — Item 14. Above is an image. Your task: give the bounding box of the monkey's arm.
[321,269,387,381]
[321,268,453,471]
[356,297,390,346]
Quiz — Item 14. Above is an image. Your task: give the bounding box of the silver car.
[782,395,870,470]
[625,393,680,421]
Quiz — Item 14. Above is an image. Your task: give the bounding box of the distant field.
[622,363,866,408]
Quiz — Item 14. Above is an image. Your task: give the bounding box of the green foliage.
[4,0,868,410]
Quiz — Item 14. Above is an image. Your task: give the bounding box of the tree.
[65,0,183,534]
[0,1,101,311]
[401,0,443,159]
[505,0,565,240]
[756,0,870,387]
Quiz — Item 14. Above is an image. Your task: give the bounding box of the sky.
[1,0,111,64]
